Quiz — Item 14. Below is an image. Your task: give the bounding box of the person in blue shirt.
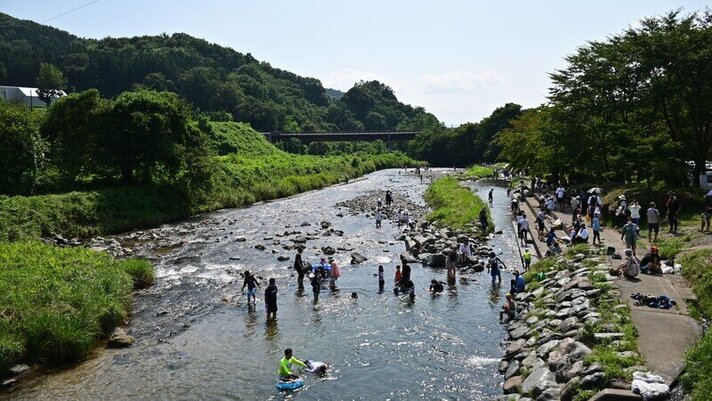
[510,270,526,294]
[591,213,602,246]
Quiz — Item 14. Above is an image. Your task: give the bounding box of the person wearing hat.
[615,195,628,228]
[640,246,662,275]
[328,257,340,290]
[510,270,526,294]
[616,248,640,278]
[647,202,660,242]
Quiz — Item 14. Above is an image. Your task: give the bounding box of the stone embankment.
[496,250,645,401]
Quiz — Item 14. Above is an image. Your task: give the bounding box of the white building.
[0,85,66,107]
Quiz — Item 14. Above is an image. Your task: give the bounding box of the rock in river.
[351,252,367,264]
[107,328,135,348]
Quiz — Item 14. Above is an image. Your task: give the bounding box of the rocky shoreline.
[496,251,645,401]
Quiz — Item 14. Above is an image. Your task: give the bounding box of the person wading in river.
[294,248,305,290]
[265,278,278,320]
[241,271,260,304]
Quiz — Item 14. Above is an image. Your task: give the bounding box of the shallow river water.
[3,169,522,401]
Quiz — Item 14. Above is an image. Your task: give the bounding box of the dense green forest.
[408,103,522,167]
[0,12,437,133]
[498,11,712,187]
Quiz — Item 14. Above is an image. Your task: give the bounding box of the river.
[2,169,521,401]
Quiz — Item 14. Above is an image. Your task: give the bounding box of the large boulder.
[503,375,523,394]
[321,246,336,255]
[400,252,418,264]
[521,366,557,397]
[424,253,447,268]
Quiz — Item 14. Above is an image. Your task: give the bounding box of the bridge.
[262,131,419,143]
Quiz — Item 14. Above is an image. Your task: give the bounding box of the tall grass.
[424,177,493,231]
[0,242,153,371]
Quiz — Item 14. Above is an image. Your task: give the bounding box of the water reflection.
[264,319,279,342]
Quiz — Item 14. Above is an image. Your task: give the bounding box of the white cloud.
[321,68,400,91]
[420,70,505,92]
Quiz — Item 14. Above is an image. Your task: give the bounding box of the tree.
[0,102,45,195]
[36,63,67,106]
[40,89,107,184]
[102,90,207,185]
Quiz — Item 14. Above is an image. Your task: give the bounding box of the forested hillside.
[0,12,437,132]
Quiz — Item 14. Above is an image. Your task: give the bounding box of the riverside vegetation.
[0,242,154,373]
[424,177,493,232]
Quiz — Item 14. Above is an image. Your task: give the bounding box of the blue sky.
[2,1,708,125]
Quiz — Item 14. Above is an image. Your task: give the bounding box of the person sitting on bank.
[429,279,444,294]
[510,270,526,294]
[278,348,307,380]
[571,224,589,244]
[639,246,662,275]
[500,293,516,322]
[616,249,640,279]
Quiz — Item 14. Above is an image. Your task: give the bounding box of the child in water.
[241,271,260,304]
[378,265,385,292]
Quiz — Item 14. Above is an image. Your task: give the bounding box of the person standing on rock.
[488,189,494,204]
[265,278,278,320]
[375,209,383,229]
[328,257,340,291]
[242,271,261,304]
[458,238,472,265]
[385,190,393,208]
[294,248,305,290]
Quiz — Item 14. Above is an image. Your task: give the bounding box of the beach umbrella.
[587,187,603,194]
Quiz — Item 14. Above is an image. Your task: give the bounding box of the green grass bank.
[0,242,154,372]
[465,165,494,178]
[0,122,419,242]
[679,249,712,401]
[424,176,493,232]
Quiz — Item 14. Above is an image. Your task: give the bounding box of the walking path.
[520,194,701,385]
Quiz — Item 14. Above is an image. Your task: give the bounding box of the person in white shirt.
[573,224,589,244]
[375,209,382,228]
[458,238,472,264]
[519,214,530,246]
[556,186,566,210]
[629,200,641,225]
